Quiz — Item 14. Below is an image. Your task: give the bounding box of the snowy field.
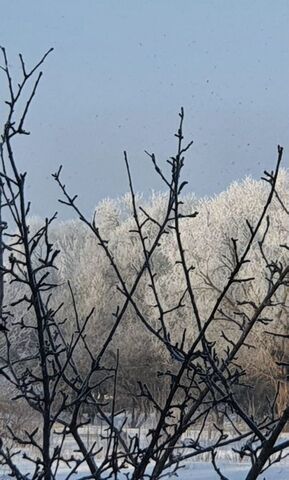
[0,427,288,479]
[0,461,288,479]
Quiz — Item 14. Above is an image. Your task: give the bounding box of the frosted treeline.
[3,170,289,419]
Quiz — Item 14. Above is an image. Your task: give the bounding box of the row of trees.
[5,170,288,419]
[0,48,288,479]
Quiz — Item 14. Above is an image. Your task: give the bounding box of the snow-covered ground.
[0,461,288,479]
[179,462,288,479]
[58,463,288,479]
[0,427,288,479]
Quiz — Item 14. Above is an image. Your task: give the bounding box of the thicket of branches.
[6,171,289,423]
[0,49,289,480]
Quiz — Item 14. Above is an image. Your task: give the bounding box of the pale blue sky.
[1,0,288,219]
